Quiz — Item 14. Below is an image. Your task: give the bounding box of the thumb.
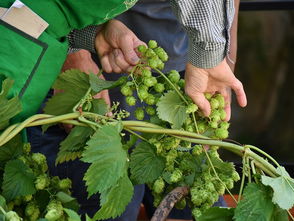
[119,35,140,65]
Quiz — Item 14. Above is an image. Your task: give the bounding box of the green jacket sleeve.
[1,0,137,38]
[0,0,137,121]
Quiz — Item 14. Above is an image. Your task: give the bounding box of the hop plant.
[58,178,72,190]
[5,211,22,221]
[126,96,136,106]
[153,177,165,194]
[170,168,183,183]
[168,70,180,84]
[35,174,50,190]
[148,40,158,49]
[45,200,64,221]
[134,108,145,120]
[32,153,46,165]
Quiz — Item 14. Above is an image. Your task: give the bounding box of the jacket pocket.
[0,19,67,121]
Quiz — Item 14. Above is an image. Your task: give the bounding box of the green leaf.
[44,69,90,115]
[89,74,127,93]
[86,215,94,221]
[0,135,23,167]
[210,155,235,177]
[271,205,289,221]
[56,191,76,204]
[81,124,127,196]
[56,126,93,164]
[130,141,165,184]
[198,207,234,221]
[261,166,294,210]
[0,78,22,130]
[90,98,108,115]
[63,208,81,221]
[56,191,80,211]
[2,159,36,201]
[233,183,276,221]
[156,91,187,128]
[0,195,7,210]
[93,174,133,220]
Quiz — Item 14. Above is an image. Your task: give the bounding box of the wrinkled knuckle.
[113,67,122,73]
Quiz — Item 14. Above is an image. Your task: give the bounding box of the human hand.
[61,49,111,106]
[184,60,247,121]
[95,19,145,73]
[59,50,111,132]
[62,49,99,74]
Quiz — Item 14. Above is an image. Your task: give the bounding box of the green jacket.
[0,0,137,121]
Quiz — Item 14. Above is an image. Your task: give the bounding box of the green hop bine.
[0,39,293,221]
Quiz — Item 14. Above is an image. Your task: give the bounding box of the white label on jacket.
[0,7,7,17]
[0,0,49,39]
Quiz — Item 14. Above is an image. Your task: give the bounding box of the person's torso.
[116,0,188,71]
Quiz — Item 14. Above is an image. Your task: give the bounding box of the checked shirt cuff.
[67,25,99,54]
[188,38,227,69]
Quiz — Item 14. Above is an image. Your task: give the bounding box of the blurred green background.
[227,9,294,172]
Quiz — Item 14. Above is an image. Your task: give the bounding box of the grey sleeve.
[170,0,234,68]
[67,25,101,53]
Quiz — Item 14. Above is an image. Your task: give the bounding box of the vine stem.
[123,128,147,142]
[124,125,279,177]
[246,157,252,183]
[246,145,281,170]
[72,88,92,112]
[154,68,188,105]
[246,145,294,193]
[238,149,248,202]
[288,210,294,221]
[0,113,82,146]
[123,125,208,139]
[0,113,280,178]
[0,206,6,215]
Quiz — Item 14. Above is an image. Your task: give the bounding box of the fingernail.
[131,57,139,64]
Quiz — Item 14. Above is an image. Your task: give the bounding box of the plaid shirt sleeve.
[67,25,100,54]
[170,0,234,68]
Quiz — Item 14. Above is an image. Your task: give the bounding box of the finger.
[109,52,122,73]
[220,88,232,121]
[59,123,73,134]
[231,79,247,107]
[119,35,140,65]
[186,90,211,117]
[127,65,136,73]
[100,55,112,73]
[101,90,111,107]
[113,49,130,71]
[93,90,111,106]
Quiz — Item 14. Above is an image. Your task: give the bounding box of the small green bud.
[134,108,145,120]
[148,40,158,49]
[141,69,152,78]
[210,98,220,109]
[215,128,229,139]
[126,96,137,106]
[137,45,147,53]
[145,106,156,116]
